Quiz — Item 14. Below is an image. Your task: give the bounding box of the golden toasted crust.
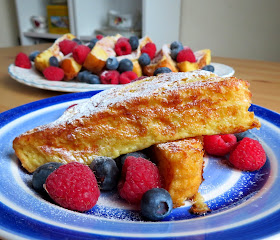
[13,71,261,172]
[177,49,211,72]
[34,33,75,72]
[153,137,204,208]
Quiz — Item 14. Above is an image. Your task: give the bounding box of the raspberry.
[96,34,103,40]
[120,151,149,168]
[15,52,32,69]
[119,71,138,84]
[45,162,100,212]
[72,45,91,64]
[204,134,237,156]
[115,38,132,56]
[229,137,266,171]
[43,66,64,81]
[100,70,120,84]
[176,47,196,63]
[118,37,129,43]
[141,42,157,59]
[118,156,162,204]
[59,39,78,55]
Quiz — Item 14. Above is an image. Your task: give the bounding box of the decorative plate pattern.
[8,63,234,92]
[0,91,279,240]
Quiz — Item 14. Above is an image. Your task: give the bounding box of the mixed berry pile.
[203,132,266,171]
[31,128,266,221]
[14,35,214,84]
[33,152,172,221]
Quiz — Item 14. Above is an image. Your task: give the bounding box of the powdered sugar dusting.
[45,70,219,128]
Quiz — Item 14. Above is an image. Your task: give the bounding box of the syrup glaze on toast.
[13,70,260,172]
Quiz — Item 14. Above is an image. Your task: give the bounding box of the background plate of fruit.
[0,90,280,240]
[8,34,234,92]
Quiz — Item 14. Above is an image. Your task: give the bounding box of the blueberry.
[89,38,99,49]
[77,70,91,82]
[86,74,101,84]
[29,50,40,61]
[154,67,172,76]
[78,71,100,84]
[138,53,151,66]
[235,130,260,142]
[170,41,183,51]
[32,162,63,193]
[87,42,94,50]
[118,59,133,73]
[49,56,59,67]
[141,188,173,221]
[170,41,183,60]
[90,156,120,191]
[106,57,119,70]
[202,65,215,72]
[77,71,85,81]
[120,151,149,167]
[129,36,139,51]
[72,38,82,45]
[170,48,181,60]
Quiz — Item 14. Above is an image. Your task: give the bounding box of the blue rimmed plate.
[8,63,234,92]
[0,91,279,240]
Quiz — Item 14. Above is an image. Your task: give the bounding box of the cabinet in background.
[15,0,181,48]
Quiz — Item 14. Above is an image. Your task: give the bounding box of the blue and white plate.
[8,63,234,92]
[0,91,279,240]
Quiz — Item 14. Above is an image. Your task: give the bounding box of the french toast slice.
[34,33,76,72]
[13,70,261,172]
[153,137,205,208]
[177,49,211,72]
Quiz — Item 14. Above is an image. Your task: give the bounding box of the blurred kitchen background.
[1,0,279,62]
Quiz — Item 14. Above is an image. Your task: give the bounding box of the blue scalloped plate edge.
[0,91,280,240]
